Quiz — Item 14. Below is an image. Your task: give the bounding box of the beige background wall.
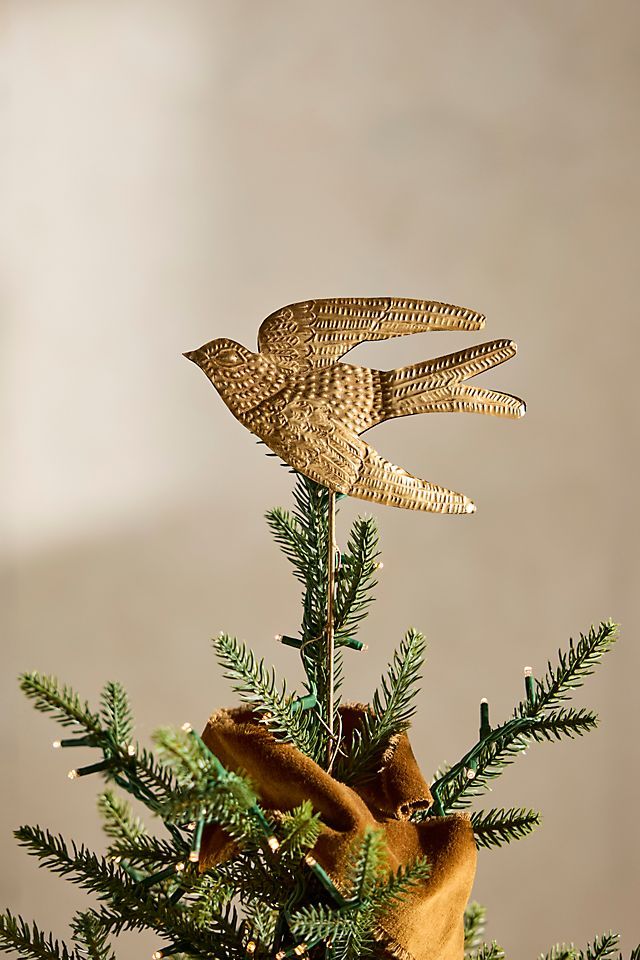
[2,2,639,956]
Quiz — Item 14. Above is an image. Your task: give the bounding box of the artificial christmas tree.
[1,298,635,960]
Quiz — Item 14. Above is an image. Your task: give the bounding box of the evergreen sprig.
[521,622,618,718]
[464,902,487,954]
[100,683,134,748]
[334,629,426,785]
[19,674,101,735]
[212,633,318,757]
[334,516,380,640]
[70,913,116,960]
[471,807,541,849]
[0,913,74,960]
[289,833,429,960]
[426,621,617,816]
[97,791,146,844]
[13,826,244,958]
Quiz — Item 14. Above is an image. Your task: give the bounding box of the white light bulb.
[524,666,533,677]
[67,769,79,780]
[181,722,192,733]
[52,740,61,749]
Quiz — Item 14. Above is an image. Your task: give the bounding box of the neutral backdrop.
[2,2,639,957]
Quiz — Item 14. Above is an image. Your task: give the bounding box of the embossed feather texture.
[185,297,525,513]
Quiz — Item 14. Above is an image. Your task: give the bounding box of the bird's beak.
[183,350,200,364]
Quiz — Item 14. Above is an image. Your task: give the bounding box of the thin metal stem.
[325,489,336,769]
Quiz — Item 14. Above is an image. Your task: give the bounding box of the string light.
[126,744,136,757]
[465,766,476,780]
[181,722,192,733]
[175,861,185,873]
[479,698,491,739]
[375,561,384,570]
[267,836,280,853]
[67,769,79,780]
[52,740,61,749]
[291,694,317,713]
[524,666,535,703]
[245,942,256,956]
[275,634,302,648]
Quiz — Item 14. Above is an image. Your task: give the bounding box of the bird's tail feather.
[385,339,518,397]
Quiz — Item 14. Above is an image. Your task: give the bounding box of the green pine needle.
[97,791,146,844]
[70,913,115,960]
[19,674,101,735]
[471,807,541,849]
[334,516,380,640]
[277,800,322,856]
[348,829,387,901]
[99,683,134,748]
[0,912,74,960]
[428,621,616,816]
[464,902,487,953]
[584,934,620,960]
[212,632,318,756]
[335,629,426,785]
[520,621,618,719]
[540,945,580,960]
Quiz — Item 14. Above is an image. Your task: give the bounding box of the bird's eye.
[216,348,242,366]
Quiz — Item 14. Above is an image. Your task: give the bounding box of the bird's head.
[184,337,254,374]
[184,337,284,411]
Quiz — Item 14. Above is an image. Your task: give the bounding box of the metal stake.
[326,489,336,768]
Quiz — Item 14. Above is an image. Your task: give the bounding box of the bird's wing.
[266,397,366,493]
[257,298,485,373]
[266,396,474,514]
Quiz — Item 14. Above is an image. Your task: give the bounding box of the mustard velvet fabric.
[200,705,476,960]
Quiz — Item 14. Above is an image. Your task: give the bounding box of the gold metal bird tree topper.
[185,296,525,765]
[184,297,525,515]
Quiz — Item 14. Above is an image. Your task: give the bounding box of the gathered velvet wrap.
[200,704,476,960]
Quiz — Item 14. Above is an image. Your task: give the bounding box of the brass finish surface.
[185,297,525,513]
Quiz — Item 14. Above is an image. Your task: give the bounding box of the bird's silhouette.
[185,297,524,513]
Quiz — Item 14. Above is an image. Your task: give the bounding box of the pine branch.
[212,632,318,756]
[471,808,541,849]
[369,856,430,909]
[100,684,133,748]
[584,934,619,960]
[277,801,322,857]
[14,826,243,958]
[472,945,505,960]
[0,912,74,960]
[521,622,618,718]
[70,914,115,960]
[335,629,426,785]
[464,902,487,953]
[349,829,387,901]
[540,946,580,960]
[152,727,267,850]
[109,834,186,870]
[19,674,101,735]
[334,516,380,640]
[98,791,146,844]
[427,622,616,816]
[288,904,372,960]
